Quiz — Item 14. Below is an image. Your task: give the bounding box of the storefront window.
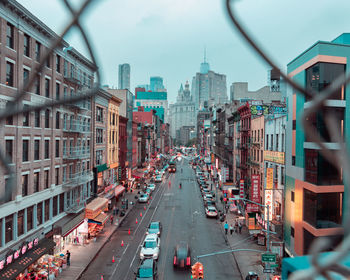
[27,206,33,231]
[5,215,13,243]
[53,196,58,217]
[45,199,50,222]
[37,202,43,226]
[18,210,24,236]
[59,193,65,213]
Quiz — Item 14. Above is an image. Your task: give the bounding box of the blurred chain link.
[225,0,350,279]
[0,0,101,203]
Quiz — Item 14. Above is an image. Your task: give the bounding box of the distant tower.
[200,47,210,74]
[118,63,130,90]
[150,76,165,91]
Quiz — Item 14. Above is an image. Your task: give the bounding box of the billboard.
[266,168,274,190]
[264,151,285,164]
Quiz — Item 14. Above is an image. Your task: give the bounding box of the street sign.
[262,253,276,263]
[263,268,275,274]
[270,264,279,268]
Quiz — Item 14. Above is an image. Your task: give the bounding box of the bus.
[168,160,176,173]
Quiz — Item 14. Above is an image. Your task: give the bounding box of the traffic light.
[197,263,204,279]
[191,263,198,279]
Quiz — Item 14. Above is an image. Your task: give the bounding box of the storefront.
[85,197,109,238]
[0,237,57,280]
[53,212,87,254]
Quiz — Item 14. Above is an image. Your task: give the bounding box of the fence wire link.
[0,0,101,203]
[225,0,350,279]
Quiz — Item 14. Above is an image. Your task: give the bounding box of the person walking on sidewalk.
[224,222,229,235]
[238,221,242,234]
[110,215,114,225]
[235,219,239,233]
[230,224,233,235]
[66,250,71,266]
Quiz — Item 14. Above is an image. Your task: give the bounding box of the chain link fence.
[225,0,350,279]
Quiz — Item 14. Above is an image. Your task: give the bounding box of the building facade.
[284,34,347,256]
[118,63,130,90]
[230,82,281,103]
[0,0,95,269]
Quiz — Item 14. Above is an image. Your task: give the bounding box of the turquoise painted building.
[135,91,168,123]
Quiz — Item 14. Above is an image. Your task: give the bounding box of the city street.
[79,158,240,280]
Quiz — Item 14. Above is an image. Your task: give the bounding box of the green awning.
[97,163,108,173]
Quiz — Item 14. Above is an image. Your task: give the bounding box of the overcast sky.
[18,0,350,103]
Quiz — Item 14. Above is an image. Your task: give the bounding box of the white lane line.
[109,243,129,279]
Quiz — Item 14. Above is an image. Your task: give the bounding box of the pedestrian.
[224,221,229,235]
[235,220,239,233]
[230,224,233,235]
[238,221,242,234]
[220,196,223,204]
[66,250,71,266]
[110,215,114,225]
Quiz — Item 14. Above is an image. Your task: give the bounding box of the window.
[23,69,29,87]
[64,86,68,99]
[63,140,67,156]
[56,111,60,129]
[292,120,296,130]
[27,206,33,232]
[46,54,50,68]
[55,168,59,185]
[6,23,14,49]
[64,60,68,76]
[96,128,103,144]
[45,109,50,128]
[56,83,60,100]
[45,78,50,97]
[96,150,103,165]
[276,134,279,151]
[44,199,50,222]
[281,133,285,152]
[45,140,50,159]
[63,166,67,182]
[34,140,40,160]
[23,105,30,127]
[22,174,28,196]
[24,34,30,56]
[56,55,61,73]
[44,170,49,189]
[53,196,58,217]
[292,156,296,166]
[5,140,13,163]
[35,75,40,95]
[291,227,295,238]
[5,215,13,243]
[6,114,13,125]
[37,202,43,226]
[35,42,41,61]
[23,140,29,162]
[265,134,269,150]
[34,110,41,127]
[59,193,65,213]
[6,62,14,87]
[270,134,273,150]
[33,172,40,193]
[96,107,104,122]
[55,140,60,157]
[18,210,24,236]
[291,191,295,202]
[281,166,285,185]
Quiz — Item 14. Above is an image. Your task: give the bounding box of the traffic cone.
[128,228,131,235]
[101,276,104,280]
[144,206,146,210]
[121,240,124,247]
[112,256,115,263]
[150,196,152,200]
[140,212,142,217]
[136,218,138,224]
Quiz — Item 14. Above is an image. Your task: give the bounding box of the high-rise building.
[169,81,195,138]
[118,63,130,90]
[284,33,348,257]
[192,59,227,113]
[150,76,165,92]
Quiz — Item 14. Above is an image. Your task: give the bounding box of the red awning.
[132,170,143,179]
[115,186,125,197]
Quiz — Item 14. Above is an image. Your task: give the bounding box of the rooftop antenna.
[204,46,206,63]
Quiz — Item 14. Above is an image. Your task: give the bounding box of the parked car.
[205,206,218,218]
[146,221,162,236]
[204,200,216,207]
[138,193,149,203]
[173,242,191,268]
[155,175,162,183]
[147,184,156,192]
[140,234,160,260]
[135,258,158,280]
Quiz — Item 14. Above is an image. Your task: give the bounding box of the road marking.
[109,243,129,279]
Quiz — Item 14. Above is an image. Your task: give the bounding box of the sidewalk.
[202,169,265,280]
[57,191,137,280]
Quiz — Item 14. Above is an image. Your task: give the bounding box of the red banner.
[251,174,260,204]
[239,180,244,199]
[247,203,259,212]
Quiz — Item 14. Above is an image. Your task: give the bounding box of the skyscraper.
[118,63,130,90]
[192,57,227,113]
[150,76,165,92]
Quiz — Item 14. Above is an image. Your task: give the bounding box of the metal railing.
[225,0,350,278]
[63,147,90,159]
[63,121,91,133]
[63,171,93,188]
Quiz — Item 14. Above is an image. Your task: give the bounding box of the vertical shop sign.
[266,168,274,190]
[239,180,244,199]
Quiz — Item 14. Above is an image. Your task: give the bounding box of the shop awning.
[115,186,125,197]
[96,163,108,173]
[85,197,108,219]
[0,238,56,279]
[53,212,85,237]
[88,212,109,225]
[132,170,143,179]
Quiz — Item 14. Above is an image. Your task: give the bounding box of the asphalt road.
[80,158,240,280]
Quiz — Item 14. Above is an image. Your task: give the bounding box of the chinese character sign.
[266,168,273,190]
[239,180,244,199]
[264,190,273,221]
[251,174,260,204]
